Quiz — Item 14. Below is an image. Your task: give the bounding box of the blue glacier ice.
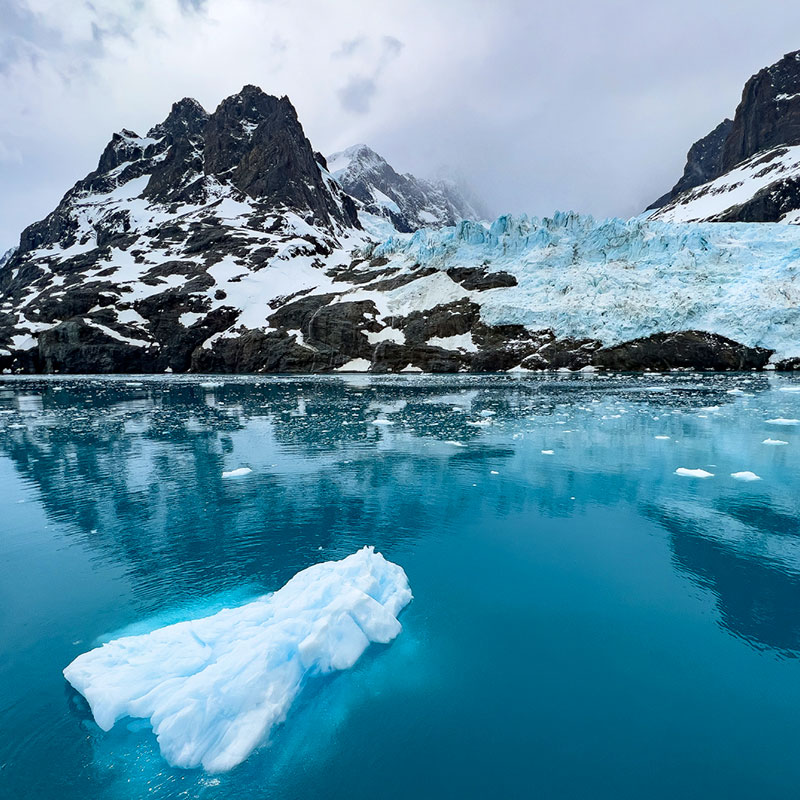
[63,547,412,772]
[373,212,800,359]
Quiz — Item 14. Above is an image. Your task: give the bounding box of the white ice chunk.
[675,468,714,478]
[763,438,789,445]
[63,548,412,772]
[334,358,372,372]
[766,418,800,425]
[731,471,762,481]
[222,467,252,478]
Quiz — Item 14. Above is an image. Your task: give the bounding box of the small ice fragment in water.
[731,471,762,481]
[63,547,412,773]
[542,450,554,455]
[371,419,395,426]
[221,467,252,478]
[444,440,466,447]
[766,418,800,425]
[779,387,800,393]
[490,470,499,475]
[479,410,495,417]
[654,435,670,440]
[763,438,789,445]
[675,468,714,478]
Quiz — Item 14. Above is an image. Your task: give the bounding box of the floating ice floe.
[731,471,762,481]
[654,435,671,440]
[778,387,800,393]
[63,547,412,772]
[763,438,789,445]
[221,467,252,478]
[371,418,395,426]
[541,449,554,455]
[675,468,714,478]
[766,418,800,425]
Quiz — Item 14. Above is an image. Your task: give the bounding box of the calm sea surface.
[2,373,800,799]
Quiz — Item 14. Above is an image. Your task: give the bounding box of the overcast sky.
[3,0,800,248]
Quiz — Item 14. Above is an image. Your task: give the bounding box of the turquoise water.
[2,373,800,798]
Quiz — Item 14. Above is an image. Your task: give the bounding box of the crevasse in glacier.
[63,547,412,772]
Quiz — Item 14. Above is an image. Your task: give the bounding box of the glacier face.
[63,547,412,772]
[370,212,800,359]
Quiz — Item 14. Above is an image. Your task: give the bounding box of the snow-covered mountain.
[1,84,798,374]
[650,50,800,223]
[326,144,484,232]
[0,248,15,271]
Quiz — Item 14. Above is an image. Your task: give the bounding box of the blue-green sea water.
[2,372,800,799]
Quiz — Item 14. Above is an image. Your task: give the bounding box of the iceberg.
[675,468,715,478]
[221,467,252,478]
[63,547,412,772]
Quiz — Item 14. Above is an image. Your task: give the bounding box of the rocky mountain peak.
[150,97,210,139]
[722,49,800,172]
[327,143,483,232]
[15,85,360,258]
[203,87,357,228]
[649,50,800,223]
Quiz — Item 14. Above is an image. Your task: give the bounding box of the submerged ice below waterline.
[63,547,412,772]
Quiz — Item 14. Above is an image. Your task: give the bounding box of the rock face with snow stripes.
[650,50,800,223]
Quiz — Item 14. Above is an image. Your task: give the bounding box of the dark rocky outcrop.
[591,331,772,372]
[722,51,800,172]
[446,266,517,290]
[37,320,162,374]
[648,119,733,210]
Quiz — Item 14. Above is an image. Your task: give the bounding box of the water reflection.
[1,371,799,656]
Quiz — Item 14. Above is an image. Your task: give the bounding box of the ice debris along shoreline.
[63,547,412,772]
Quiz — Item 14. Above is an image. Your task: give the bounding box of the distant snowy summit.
[326,143,484,232]
[650,50,800,223]
[1,83,800,375]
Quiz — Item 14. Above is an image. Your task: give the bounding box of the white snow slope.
[63,547,412,772]
[650,144,800,224]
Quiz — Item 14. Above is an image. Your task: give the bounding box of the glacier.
[63,547,412,772]
[369,212,800,360]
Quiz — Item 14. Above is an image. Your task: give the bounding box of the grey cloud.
[381,35,403,58]
[335,33,404,114]
[337,76,377,114]
[178,0,208,11]
[332,37,366,58]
